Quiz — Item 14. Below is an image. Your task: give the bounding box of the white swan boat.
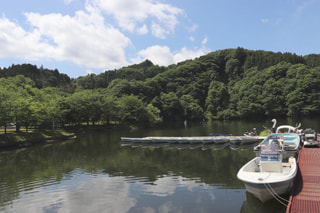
[237,141,297,202]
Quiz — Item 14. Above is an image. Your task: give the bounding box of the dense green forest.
[1,48,320,132]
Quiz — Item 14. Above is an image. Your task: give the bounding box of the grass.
[0,129,74,145]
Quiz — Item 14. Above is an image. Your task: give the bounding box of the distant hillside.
[0,64,73,92]
[1,48,320,124]
[72,59,166,89]
[73,48,311,89]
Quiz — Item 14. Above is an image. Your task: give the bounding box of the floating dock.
[121,136,265,144]
[286,146,320,213]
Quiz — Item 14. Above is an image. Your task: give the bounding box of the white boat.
[237,142,297,202]
[276,125,302,134]
[254,133,300,159]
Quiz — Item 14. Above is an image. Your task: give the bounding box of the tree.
[101,95,119,125]
[159,92,184,122]
[117,95,147,125]
[0,84,15,133]
[145,104,162,126]
[205,81,229,119]
[180,95,204,121]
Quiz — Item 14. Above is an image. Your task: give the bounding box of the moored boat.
[254,133,300,159]
[275,124,302,134]
[237,142,297,202]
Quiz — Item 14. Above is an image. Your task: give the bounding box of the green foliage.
[0,64,72,91]
[159,92,184,121]
[1,48,320,130]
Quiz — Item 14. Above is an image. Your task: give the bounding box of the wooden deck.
[286,146,320,213]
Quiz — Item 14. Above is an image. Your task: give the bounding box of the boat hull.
[242,178,294,202]
[237,157,297,202]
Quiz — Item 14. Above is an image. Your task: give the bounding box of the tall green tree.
[205,81,229,119]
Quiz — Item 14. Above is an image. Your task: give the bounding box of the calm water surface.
[1,118,320,213]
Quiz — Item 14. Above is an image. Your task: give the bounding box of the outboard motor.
[302,128,317,146]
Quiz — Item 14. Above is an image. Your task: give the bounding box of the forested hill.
[0,64,73,91]
[72,48,320,120]
[1,48,320,130]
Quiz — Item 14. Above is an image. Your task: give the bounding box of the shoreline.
[0,130,77,150]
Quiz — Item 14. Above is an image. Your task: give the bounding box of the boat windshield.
[261,143,281,162]
[261,143,280,155]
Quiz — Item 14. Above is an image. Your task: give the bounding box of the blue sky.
[1,0,319,78]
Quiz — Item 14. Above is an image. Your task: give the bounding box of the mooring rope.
[263,181,289,206]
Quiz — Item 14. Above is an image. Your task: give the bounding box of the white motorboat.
[237,141,297,202]
[254,133,301,159]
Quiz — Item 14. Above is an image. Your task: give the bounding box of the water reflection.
[1,118,320,212]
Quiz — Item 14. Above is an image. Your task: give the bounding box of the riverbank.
[0,130,76,149]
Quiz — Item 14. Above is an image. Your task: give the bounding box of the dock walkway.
[121,136,265,144]
[286,146,320,213]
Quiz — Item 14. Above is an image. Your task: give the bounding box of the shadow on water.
[240,192,288,213]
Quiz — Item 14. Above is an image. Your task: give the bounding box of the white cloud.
[8,175,137,213]
[202,36,208,45]
[173,46,207,63]
[297,0,317,13]
[0,0,203,76]
[92,0,184,38]
[261,18,269,23]
[134,45,210,66]
[188,23,198,32]
[86,69,95,75]
[64,0,74,5]
[137,24,148,35]
[0,16,55,60]
[136,45,174,66]
[144,176,201,197]
[151,22,168,39]
[0,5,132,70]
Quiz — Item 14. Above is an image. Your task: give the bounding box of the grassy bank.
[0,130,75,148]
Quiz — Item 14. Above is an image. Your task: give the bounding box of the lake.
[1,117,320,213]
